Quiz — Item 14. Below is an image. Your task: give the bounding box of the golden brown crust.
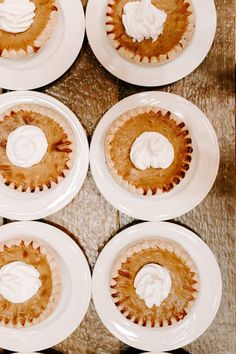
[110,239,198,327]
[106,0,195,65]
[0,104,72,193]
[0,239,62,328]
[105,106,192,196]
[0,0,58,58]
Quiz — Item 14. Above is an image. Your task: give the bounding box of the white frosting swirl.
[6,125,48,168]
[134,263,172,308]
[130,132,174,170]
[122,0,167,42]
[0,261,41,303]
[0,0,36,34]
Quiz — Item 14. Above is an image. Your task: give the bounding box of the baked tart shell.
[106,0,195,65]
[0,103,73,193]
[110,238,199,327]
[0,0,58,58]
[0,239,62,328]
[105,105,193,196]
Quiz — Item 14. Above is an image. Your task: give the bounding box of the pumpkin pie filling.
[0,0,58,57]
[0,104,72,192]
[106,0,195,64]
[105,107,192,195]
[110,239,198,327]
[0,240,61,327]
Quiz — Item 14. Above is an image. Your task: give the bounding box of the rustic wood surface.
[0,0,235,353]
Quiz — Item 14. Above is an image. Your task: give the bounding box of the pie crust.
[105,106,193,195]
[0,239,62,328]
[110,238,198,327]
[0,104,73,193]
[106,0,195,65]
[0,0,58,58]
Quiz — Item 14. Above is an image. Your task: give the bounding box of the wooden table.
[0,0,235,353]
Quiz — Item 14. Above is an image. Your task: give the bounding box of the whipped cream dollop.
[134,263,172,308]
[0,261,41,303]
[130,132,174,170]
[6,125,48,168]
[0,0,36,34]
[122,0,167,42]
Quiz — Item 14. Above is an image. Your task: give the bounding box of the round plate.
[86,0,216,87]
[0,91,89,220]
[0,221,92,352]
[90,91,219,221]
[92,221,222,352]
[0,0,85,90]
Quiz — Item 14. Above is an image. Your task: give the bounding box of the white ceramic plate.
[90,91,219,221]
[92,221,222,352]
[0,91,89,220]
[0,0,85,90]
[86,0,216,86]
[0,221,92,352]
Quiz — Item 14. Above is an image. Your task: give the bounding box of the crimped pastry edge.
[110,238,199,327]
[0,103,74,193]
[0,239,62,328]
[104,105,192,196]
[106,0,195,66]
[1,1,58,58]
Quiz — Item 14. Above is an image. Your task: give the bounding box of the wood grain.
[0,0,235,353]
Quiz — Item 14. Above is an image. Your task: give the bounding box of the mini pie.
[110,239,198,327]
[106,0,195,65]
[0,0,58,58]
[0,104,72,193]
[105,106,193,195]
[0,239,62,327]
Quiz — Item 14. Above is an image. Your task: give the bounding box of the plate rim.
[92,221,222,352]
[85,0,217,87]
[0,90,89,220]
[90,90,220,221]
[0,221,92,352]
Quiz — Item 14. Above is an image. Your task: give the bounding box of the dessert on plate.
[106,0,195,65]
[0,103,73,192]
[0,0,58,58]
[0,239,62,327]
[105,105,193,195]
[110,238,198,327]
